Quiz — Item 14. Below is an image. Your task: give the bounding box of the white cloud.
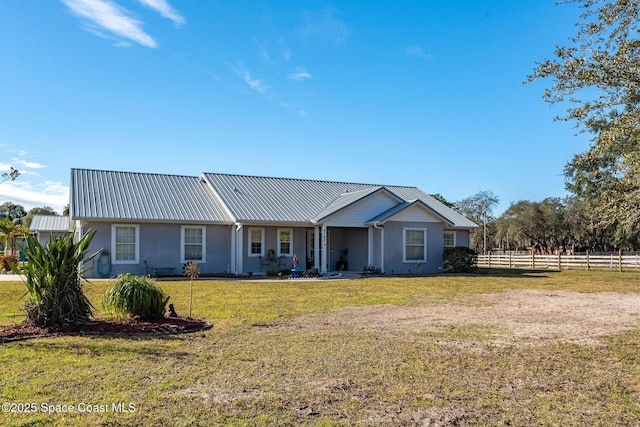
[288,67,312,81]
[13,159,46,170]
[243,73,268,93]
[279,103,308,118]
[137,0,185,27]
[405,46,432,59]
[0,181,68,214]
[281,48,292,62]
[297,8,349,45]
[62,0,157,48]
[228,63,269,94]
[255,40,273,64]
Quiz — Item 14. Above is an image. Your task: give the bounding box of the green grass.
[1,270,640,426]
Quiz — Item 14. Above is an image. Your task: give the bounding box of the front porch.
[304,226,382,274]
[230,225,384,275]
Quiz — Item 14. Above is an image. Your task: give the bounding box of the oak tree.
[528,0,640,234]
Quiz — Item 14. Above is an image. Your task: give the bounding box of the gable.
[321,190,401,226]
[386,204,442,223]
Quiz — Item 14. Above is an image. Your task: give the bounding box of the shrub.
[0,254,19,271]
[103,274,170,319]
[442,246,478,273]
[12,231,97,327]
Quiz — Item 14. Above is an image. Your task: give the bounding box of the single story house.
[29,215,72,245]
[69,168,477,278]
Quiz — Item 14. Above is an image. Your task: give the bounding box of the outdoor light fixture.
[1,167,20,184]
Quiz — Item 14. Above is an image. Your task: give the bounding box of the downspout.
[373,223,384,274]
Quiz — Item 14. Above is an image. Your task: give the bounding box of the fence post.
[509,252,512,269]
[488,251,491,268]
[587,250,590,271]
[558,252,562,271]
[619,249,623,272]
[531,251,535,269]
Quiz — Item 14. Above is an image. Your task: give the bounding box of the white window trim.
[277,228,293,257]
[248,227,265,257]
[111,224,140,264]
[403,227,427,263]
[444,230,457,248]
[181,226,206,263]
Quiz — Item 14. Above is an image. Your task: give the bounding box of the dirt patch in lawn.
[286,290,640,346]
[0,317,212,343]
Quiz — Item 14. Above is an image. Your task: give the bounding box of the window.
[444,231,456,248]
[248,228,264,256]
[404,228,427,262]
[278,228,292,256]
[182,226,206,262]
[112,225,139,264]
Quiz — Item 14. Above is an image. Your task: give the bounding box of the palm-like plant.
[12,230,98,326]
[0,218,25,256]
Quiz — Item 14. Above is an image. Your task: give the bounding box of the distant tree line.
[445,191,637,255]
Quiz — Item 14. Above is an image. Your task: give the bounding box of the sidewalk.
[0,274,24,281]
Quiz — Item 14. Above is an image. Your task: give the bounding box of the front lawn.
[1,270,640,426]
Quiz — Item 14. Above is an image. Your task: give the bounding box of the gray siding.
[383,221,445,274]
[81,221,232,278]
[35,231,66,246]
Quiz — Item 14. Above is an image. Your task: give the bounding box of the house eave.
[71,217,235,225]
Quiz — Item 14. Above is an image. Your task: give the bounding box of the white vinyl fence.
[477,251,640,272]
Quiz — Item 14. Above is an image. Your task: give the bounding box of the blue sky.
[0,1,590,215]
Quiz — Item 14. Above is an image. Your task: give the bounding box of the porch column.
[367,227,374,267]
[314,226,320,271]
[379,226,385,274]
[321,224,328,273]
[236,224,243,274]
[230,225,235,274]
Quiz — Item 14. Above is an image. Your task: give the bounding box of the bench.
[151,267,176,277]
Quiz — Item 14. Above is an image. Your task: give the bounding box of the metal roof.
[202,173,477,228]
[202,173,394,224]
[69,169,477,228]
[29,215,71,232]
[70,169,233,223]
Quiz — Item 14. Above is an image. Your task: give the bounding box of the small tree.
[12,230,97,326]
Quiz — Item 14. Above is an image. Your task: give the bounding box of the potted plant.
[336,249,349,271]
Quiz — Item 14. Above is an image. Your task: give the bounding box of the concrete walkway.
[0,274,24,281]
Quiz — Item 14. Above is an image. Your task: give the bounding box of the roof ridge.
[72,168,198,179]
[203,172,419,189]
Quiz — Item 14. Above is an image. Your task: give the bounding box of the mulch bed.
[0,317,212,343]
